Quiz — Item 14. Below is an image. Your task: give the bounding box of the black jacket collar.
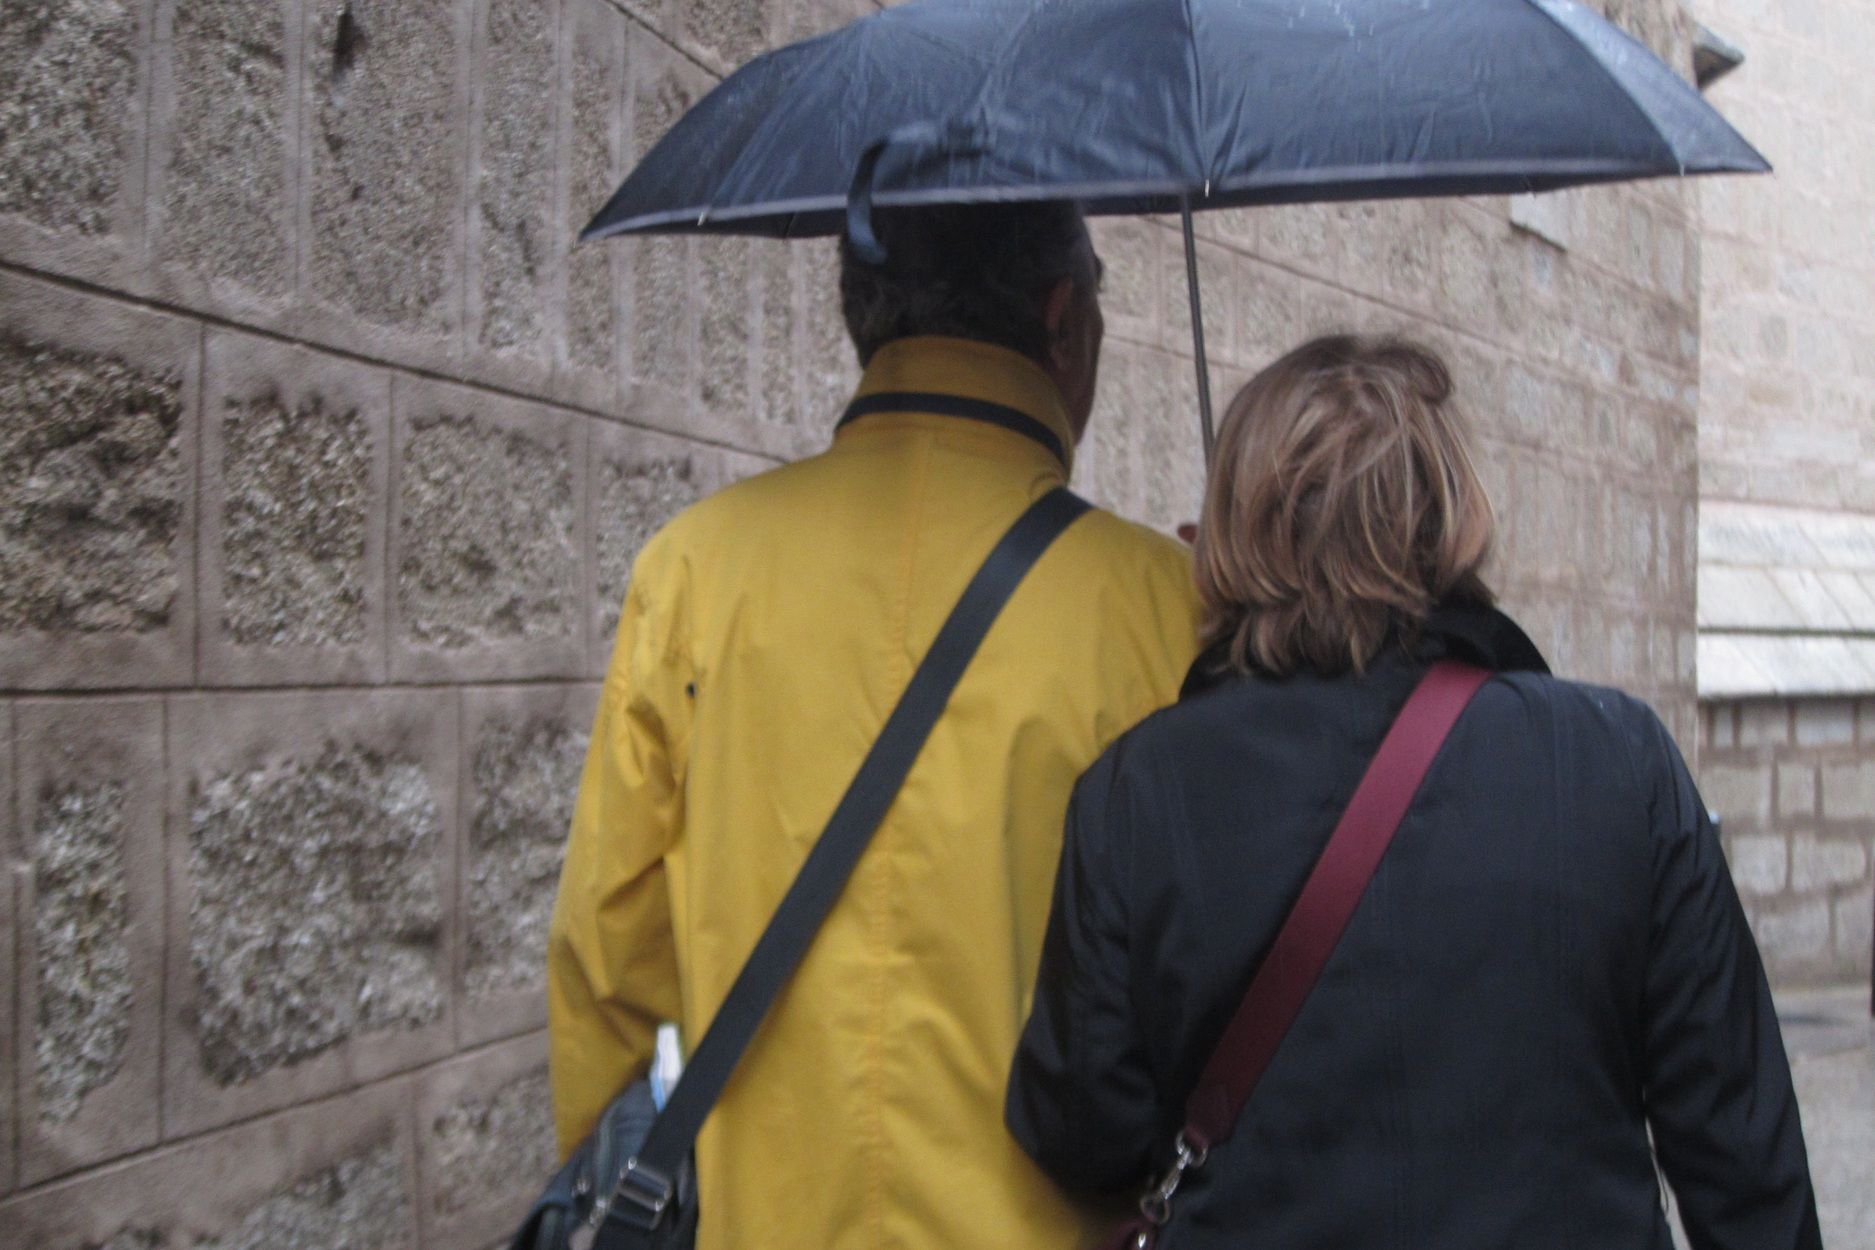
[1181,601,1549,700]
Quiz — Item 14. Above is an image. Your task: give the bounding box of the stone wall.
[1701,698,1875,985]
[1694,0,1875,515]
[1691,0,1875,983]
[1,0,1705,1242]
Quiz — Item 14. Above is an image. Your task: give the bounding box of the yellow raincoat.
[548,336,1201,1249]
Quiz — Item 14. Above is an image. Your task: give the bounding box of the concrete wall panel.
[146,0,299,318]
[199,332,391,687]
[14,700,166,1184]
[0,0,152,290]
[622,30,704,413]
[467,0,561,391]
[299,0,470,372]
[390,379,587,683]
[163,689,458,1138]
[2,703,16,1198]
[554,0,627,410]
[0,274,200,692]
[587,420,771,673]
[457,684,598,1046]
[415,1031,552,1246]
[0,1079,419,1249]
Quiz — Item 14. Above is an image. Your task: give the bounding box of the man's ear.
[1043,276,1076,348]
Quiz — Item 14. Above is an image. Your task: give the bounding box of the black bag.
[510,489,1091,1250]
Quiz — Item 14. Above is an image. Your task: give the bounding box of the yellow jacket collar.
[837,336,1076,475]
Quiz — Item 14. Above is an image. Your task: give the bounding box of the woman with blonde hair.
[1006,336,1820,1249]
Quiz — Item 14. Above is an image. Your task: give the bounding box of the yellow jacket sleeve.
[547,571,691,1157]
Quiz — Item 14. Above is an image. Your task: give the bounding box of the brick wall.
[1,0,1705,1244]
[1700,698,1875,985]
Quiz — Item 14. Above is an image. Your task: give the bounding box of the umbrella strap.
[839,391,1068,468]
[846,119,989,265]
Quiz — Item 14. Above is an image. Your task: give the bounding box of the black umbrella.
[583,0,1766,458]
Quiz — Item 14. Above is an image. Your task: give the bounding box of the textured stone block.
[626,34,704,401]
[149,0,295,304]
[1738,701,1792,748]
[1791,835,1869,892]
[682,0,768,72]
[754,241,809,442]
[199,333,390,686]
[769,0,871,45]
[1777,762,1818,820]
[164,690,458,1138]
[1725,833,1789,896]
[557,0,626,403]
[0,275,199,690]
[1822,759,1875,822]
[0,1079,419,1249]
[469,0,558,371]
[0,0,148,268]
[391,381,587,682]
[1077,341,1158,522]
[700,237,754,412]
[589,422,766,666]
[1256,203,1335,273]
[1334,199,1440,311]
[1092,216,1162,347]
[1139,355,1207,535]
[416,1031,553,1246]
[14,700,165,1183]
[1752,896,1833,966]
[1,706,16,1197]
[303,0,467,353]
[1794,699,1857,747]
[1835,886,1873,976]
[1231,263,1304,373]
[1700,761,1771,828]
[798,237,859,429]
[458,684,598,1044]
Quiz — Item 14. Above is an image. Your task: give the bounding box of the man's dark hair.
[838,201,1092,367]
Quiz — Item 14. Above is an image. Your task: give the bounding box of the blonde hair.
[1195,335,1495,677]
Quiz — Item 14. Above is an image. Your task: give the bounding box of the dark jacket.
[1006,604,1821,1250]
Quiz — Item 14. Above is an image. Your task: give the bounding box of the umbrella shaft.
[1181,200,1217,467]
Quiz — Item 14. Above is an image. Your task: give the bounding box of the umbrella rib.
[1514,0,1684,170]
[1181,0,1209,188]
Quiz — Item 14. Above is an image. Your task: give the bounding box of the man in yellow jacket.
[548,201,1201,1249]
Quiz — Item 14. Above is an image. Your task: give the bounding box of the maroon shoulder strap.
[1184,659,1489,1149]
[1112,660,1490,1250]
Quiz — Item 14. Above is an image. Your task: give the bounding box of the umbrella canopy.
[581,0,1766,457]
[583,0,1766,243]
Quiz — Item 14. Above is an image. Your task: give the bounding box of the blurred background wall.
[1689,0,1875,988]
[0,0,1846,1244]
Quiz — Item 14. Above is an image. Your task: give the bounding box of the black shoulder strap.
[599,487,1092,1240]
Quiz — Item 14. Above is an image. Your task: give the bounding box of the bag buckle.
[585,1157,674,1243]
[1137,1131,1208,1227]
